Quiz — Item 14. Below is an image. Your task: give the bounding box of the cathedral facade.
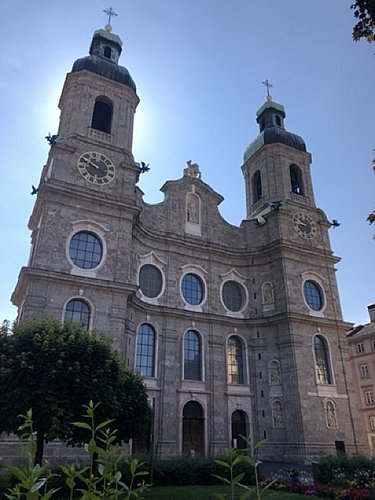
[11,25,362,462]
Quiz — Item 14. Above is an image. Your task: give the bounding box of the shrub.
[0,471,16,496]
[315,454,375,485]
[119,454,258,487]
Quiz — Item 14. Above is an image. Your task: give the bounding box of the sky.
[0,0,373,326]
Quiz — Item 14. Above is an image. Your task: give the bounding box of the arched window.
[271,400,285,428]
[64,298,90,331]
[268,360,281,385]
[186,193,200,224]
[314,335,333,384]
[182,401,204,456]
[227,335,245,384]
[252,170,262,202]
[275,115,281,126]
[231,410,248,449]
[290,164,304,195]
[183,330,202,381]
[104,46,112,59]
[91,97,113,133]
[136,323,156,377]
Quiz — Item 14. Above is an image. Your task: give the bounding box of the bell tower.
[242,90,315,219]
[57,26,139,152]
[12,21,142,345]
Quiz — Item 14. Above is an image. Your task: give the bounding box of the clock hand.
[83,157,100,169]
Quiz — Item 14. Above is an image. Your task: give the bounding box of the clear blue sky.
[0,0,373,325]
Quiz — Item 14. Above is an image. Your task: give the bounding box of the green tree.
[351,0,375,42]
[0,318,150,465]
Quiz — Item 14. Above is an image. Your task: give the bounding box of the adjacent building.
[348,305,375,455]
[10,24,363,462]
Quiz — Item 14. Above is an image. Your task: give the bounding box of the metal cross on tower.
[262,79,273,100]
[103,7,118,26]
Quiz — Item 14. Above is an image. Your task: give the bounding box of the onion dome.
[244,98,306,162]
[72,28,136,92]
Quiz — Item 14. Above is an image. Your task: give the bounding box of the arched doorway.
[182,401,204,456]
[231,410,248,449]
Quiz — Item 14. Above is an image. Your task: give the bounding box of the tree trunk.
[34,429,44,466]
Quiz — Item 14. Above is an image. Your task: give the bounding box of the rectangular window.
[360,364,369,379]
[365,391,374,405]
[357,343,365,353]
[370,416,375,431]
[372,340,375,351]
[184,330,202,381]
[335,441,346,454]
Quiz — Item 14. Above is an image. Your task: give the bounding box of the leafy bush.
[315,454,375,485]
[119,453,258,487]
[0,471,17,496]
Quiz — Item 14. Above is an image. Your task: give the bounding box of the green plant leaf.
[30,478,46,492]
[65,477,75,489]
[239,490,253,500]
[87,437,97,454]
[72,421,92,431]
[8,465,28,481]
[232,456,243,466]
[41,489,60,499]
[213,459,231,469]
[212,474,231,485]
[232,472,245,484]
[133,470,149,477]
[95,419,114,431]
[253,438,267,450]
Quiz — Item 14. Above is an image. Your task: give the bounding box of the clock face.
[293,212,317,240]
[77,151,115,185]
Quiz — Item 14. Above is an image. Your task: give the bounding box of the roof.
[72,55,137,92]
[347,322,375,339]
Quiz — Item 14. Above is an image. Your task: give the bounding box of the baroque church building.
[11,24,362,462]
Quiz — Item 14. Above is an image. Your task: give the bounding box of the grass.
[143,484,318,499]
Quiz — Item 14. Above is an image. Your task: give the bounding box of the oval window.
[303,280,323,311]
[222,281,245,312]
[139,264,163,298]
[181,273,204,305]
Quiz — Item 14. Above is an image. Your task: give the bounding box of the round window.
[303,280,323,311]
[69,231,102,269]
[181,273,204,305]
[222,281,245,312]
[139,264,163,298]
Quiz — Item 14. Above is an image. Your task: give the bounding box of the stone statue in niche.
[186,193,199,224]
[184,160,201,179]
[269,361,281,385]
[326,401,337,428]
[262,282,274,304]
[272,401,285,428]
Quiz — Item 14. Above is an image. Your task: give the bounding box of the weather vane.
[262,78,273,101]
[103,7,118,31]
